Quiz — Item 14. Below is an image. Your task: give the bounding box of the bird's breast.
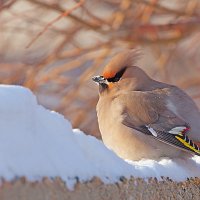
[96,96,124,145]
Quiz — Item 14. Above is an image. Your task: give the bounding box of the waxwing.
[93,49,200,161]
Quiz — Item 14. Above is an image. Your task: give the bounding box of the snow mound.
[0,85,199,189]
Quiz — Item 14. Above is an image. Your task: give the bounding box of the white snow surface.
[0,85,200,189]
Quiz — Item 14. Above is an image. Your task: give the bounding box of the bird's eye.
[107,67,127,82]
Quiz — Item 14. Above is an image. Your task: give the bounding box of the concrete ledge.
[0,177,200,200]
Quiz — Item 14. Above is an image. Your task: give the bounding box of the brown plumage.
[93,49,200,161]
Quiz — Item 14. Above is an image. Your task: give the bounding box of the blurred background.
[0,0,200,138]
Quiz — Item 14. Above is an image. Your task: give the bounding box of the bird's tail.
[175,133,200,156]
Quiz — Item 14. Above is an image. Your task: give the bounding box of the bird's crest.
[103,49,141,79]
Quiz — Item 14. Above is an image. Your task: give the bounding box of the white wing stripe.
[146,126,158,137]
[168,126,187,134]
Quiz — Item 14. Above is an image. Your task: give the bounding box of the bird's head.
[92,49,150,94]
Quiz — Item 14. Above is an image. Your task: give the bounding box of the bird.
[92,49,200,161]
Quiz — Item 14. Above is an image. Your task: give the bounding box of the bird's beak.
[92,75,110,93]
[92,76,107,84]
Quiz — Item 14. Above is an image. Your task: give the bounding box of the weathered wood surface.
[0,177,200,200]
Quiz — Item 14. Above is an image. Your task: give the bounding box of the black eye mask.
[107,67,127,82]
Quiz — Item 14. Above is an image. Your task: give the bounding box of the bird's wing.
[120,91,200,156]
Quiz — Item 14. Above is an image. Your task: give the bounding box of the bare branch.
[26,0,85,48]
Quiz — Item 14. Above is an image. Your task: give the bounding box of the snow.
[0,85,199,189]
